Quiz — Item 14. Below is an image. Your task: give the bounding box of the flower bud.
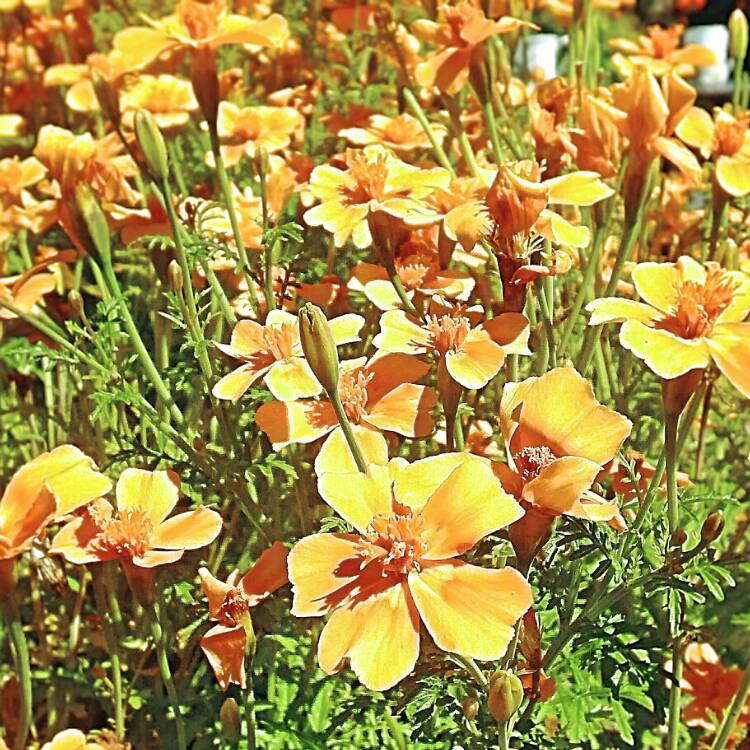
[191,44,220,134]
[134,109,169,182]
[462,696,479,720]
[219,697,241,742]
[671,528,687,548]
[662,369,704,417]
[90,69,121,126]
[488,670,523,723]
[74,185,111,264]
[700,510,724,544]
[254,146,270,180]
[367,210,410,264]
[730,9,749,63]
[298,304,340,396]
[168,259,184,293]
[68,289,84,320]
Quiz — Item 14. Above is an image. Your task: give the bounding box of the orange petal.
[482,313,531,355]
[365,383,437,437]
[372,310,430,354]
[716,155,750,198]
[706,322,750,399]
[264,357,322,401]
[255,399,336,447]
[199,567,235,618]
[408,560,532,661]
[313,425,389,476]
[132,549,184,568]
[116,468,179,525]
[522,456,601,515]
[317,579,419,691]
[200,624,247,691]
[365,352,431,405]
[150,508,223,550]
[49,500,114,565]
[240,541,289,605]
[445,329,505,390]
[586,297,659,325]
[212,363,271,402]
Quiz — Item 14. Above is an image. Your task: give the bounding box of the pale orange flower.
[0,267,56,323]
[338,113,447,153]
[199,541,288,690]
[121,74,199,132]
[610,25,716,79]
[587,256,750,399]
[496,368,632,565]
[50,469,222,596]
[255,353,438,451]
[288,453,532,690]
[0,445,111,595]
[374,299,529,390]
[41,729,105,750]
[212,310,364,402]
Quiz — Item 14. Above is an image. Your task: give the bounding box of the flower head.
[121,74,198,132]
[288,453,532,690]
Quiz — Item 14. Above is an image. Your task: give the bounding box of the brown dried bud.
[68,289,84,320]
[700,510,724,545]
[462,696,479,720]
[671,528,687,548]
[191,44,220,134]
[219,697,241,742]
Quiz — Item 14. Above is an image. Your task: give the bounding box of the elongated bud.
[191,44,220,135]
[700,510,724,544]
[74,185,111,264]
[730,9,749,63]
[68,289,84,320]
[168,259,184,293]
[134,109,169,182]
[90,69,120,125]
[488,670,523,723]
[254,145,270,180]
[219,697,241,742]
[298,304,340,395]
[462,696,479,720]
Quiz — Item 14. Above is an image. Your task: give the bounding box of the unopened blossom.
[587,256,750,398]
[288,453,532,690]
[213,310,364,402]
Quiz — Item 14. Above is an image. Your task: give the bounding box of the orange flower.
[112,0,289,70]
[586,256,750,399]
[373,299,529,390]
[496,368,632,565]
[288,453,532,690]
[121,74,199,132]
[50,469,222,596]
[255,352,438,451]
[338,113,447,153]
[569,93,624,180]
[0,266,56,323]
[413,2,529,95]
[40,729,105,750]
[610,25,716,79]
[212,310,364,402]
[0,445,111,595]
[199,541,288,690]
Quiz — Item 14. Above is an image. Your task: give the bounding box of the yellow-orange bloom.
[586,256,750,398]
[50,468,222,571]
[374,300,529,390]
[610,24,716,79]
[212,310,364,402]
[496,368,631,565]
[199,541,288,691]
[288,453,532,690]
[112,0,289,70]
[121,75,199,132]
[41,729,104,750]
[339,113,447,153]
[303,145,451,249]
[0,445,111,593]
[676,107,750,197]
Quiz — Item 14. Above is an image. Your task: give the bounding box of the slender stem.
[150,606,187,750]
[451,653,488,688]
[498,720,509,750]
[710,660,750,750]
[403,89,455,177]
[330,393,368,472]
[665,411,680,537]
[386,262,421,319]
[3,604,32,750]
[243,683,257,750]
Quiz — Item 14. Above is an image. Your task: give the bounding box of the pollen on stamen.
[514,445,556,481]
[424,314,471,354]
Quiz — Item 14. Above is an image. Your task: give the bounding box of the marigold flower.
[213,101,303,167]
[610,25,716,79]
[50,468,222,573]
[41,729,104,750]
[0,267,56,322]
[199,541,288,690]
[288,453,532,690]
[497,368,632,565]
[586,256,750,398]
[537,0,634,25]
[374,299,529,390]
[0,445,111,595]
[0,114,25,138]
[121,74,199,132]
[255,352,438,451]
[339,113,447,153]
[676,107,750,197]
[303,145,451,249]
[212,310,364,402]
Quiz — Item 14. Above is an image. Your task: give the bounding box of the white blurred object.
[684,25,731,89]
[517,34,568,81]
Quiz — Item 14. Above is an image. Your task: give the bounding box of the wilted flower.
[288,453,532,690]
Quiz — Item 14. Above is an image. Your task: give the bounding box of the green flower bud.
[134,109,169,182]
[74,185,111,264]
[730,9,749,63]
[167,259,184,293]
[700,510,724,545]
[488,670,523,723]
[298,304,340,396]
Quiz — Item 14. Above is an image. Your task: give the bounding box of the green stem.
[710,659,750,750]
[498,720,509,750]
[97,566,126,740]
[665,411,680,537]
[4,604,32,750]
[150,606,187,750]
[403,89,455,177]
[452,653,487,688]
[330,393,368,473]
[167,139,188,196]
[243,683,257,750]
[387,262,421,319]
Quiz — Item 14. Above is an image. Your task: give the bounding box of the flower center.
[715,116,749,157]
[396,252,434,290]
[365,504,426,575]
[514,445,556,481]
[90,506,154,559]
[339,151,389,205]
[216,588,250,628]
[262,322,296,361]
[338,368,373,423]
[424,313,471,353]
[656,268,739,339]
[648,25,681,59]
[383,115,422,145]
[177,0,221,40]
